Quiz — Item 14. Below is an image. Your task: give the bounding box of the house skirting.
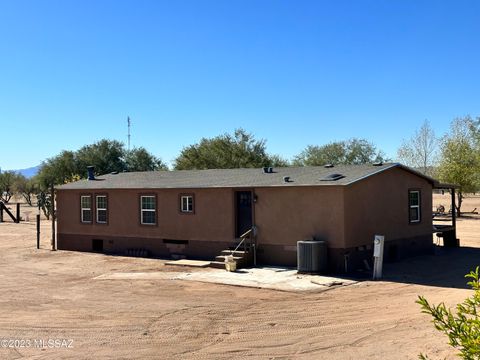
[57,233,231,260]
[58,233,433,273]
[256,234,434,273]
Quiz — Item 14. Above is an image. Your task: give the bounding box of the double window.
[81,194,108,224]
[141,195,156,225]
[409,190,421,223]
[180,195,194,213]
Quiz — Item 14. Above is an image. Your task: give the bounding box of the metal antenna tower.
[127,116,131,151]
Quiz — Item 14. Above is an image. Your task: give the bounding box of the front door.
[235,191,253,237]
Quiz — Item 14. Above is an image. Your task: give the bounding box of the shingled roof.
[56,163,438,190]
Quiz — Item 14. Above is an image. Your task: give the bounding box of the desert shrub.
[417,267,480,359]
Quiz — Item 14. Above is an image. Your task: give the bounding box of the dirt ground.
[0,197,479,359]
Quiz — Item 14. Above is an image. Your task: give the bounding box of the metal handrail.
[231,228,253,254]
[239,228,252,239]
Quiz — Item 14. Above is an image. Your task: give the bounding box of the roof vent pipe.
[263,167,269,174]
[87,166,95,181]
[283,176,291,183]
[324,164,334,168]
[372,161,383,166]
[268,167,273,173]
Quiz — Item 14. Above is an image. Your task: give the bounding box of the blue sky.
[1,0,479,170]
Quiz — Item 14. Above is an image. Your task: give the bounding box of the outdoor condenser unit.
[297,240,328,273]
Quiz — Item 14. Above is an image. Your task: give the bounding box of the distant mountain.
[7,165,41,178]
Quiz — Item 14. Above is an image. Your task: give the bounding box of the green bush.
[417,267,480,359]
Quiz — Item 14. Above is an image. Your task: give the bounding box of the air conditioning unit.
[297,240,328,273]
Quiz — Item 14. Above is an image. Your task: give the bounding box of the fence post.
[15,203,20,223]
[36,214,40,249]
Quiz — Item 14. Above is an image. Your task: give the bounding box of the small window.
[96,195,108,224]
[409,190,421,223]
[180,195,194,213]
[141,195,156,225]
[81,195,92,223]
[238,192,251,206]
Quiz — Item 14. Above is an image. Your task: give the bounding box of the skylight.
[320,173,345,181]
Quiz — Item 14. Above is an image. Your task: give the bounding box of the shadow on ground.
[381,246,480,289]
[101,244,478,290]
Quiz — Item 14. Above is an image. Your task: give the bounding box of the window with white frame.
[96,195,108,223]
[180,195,194,213]
[409,190,421,223]
[81,195,92,223]
[141,195,156,225]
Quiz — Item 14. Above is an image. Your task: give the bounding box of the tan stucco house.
[56,163,450,272]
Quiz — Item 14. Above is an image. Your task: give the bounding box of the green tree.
[268,154,290,168]
[36,150,79,189]
[417,267,480,359]
[437,117,480,216]
[468,116,480,143]
[35,151,78,220]
[35,139,165,218]
[37,140,166,186]
[397,120,439,176]
[13,175,38,206]
[293,143,344,166]
[174,128,285,170]
[125,147,168,171]
[0,171,22,203]
[293,138,387,166]
[469,116,480,174]
[344,138,387,164]
[76,139,125,176]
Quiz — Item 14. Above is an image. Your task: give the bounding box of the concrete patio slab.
[95,272,183,280]
[94,267,357,292]
[175,267,358,292]
[164,259,212,267]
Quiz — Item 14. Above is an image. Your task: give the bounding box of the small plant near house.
[417,267,480,359]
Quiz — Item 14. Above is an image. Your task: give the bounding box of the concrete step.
[209,261,227,269]
[211,244,255,270]
[225,250,254,261]
[220,250,249,256]
[228,245,252,251]
[215,255,244,262]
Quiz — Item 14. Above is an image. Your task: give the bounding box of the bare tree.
[397,120,439,176]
